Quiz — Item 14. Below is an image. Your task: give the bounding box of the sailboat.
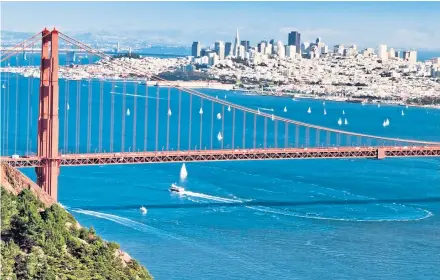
[140,206,147,215]
[227,106,231,112]
[342,110,345,115]
[199,107,203,115]
[383,118,390,127]
[307,107,312,114]
[377,103,381,108]
[271,114,275,121]
[323,108,327,115]
[168,108,172,116]
[344,118,348,125]
[180,163,188,181]
[217,132,223,141]
[401,110,405,116]
[2,84,6,89]
[216,95,218,99]
[283,106,287,113]
[337,118,342,126]
[67,103,70,110]
[224,95,227,99]
[405,105,409,109]
[126,108,131,116]
[322,101,325,106]
[23,52,27,61]
[217,113,221,120]
[257,108,261,114]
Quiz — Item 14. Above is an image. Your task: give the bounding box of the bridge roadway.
[2,146,440,168]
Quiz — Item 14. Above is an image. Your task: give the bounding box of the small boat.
[224,95,227,99]
[170,183,185,193]
[199,107,203,115]
[140,206,147,215]
[67,103,70,110]
[342,110,345,115]
[168,108,172,116]
[292,98,299,101]
[283,106,287,113]
[401,110,404,116]
[307,107,311,114]
[323,108,327,115]
[217,132,223,141]
[322,101,325,106]
[217,113,221,120]
[337,118,342,126]
[271,114,275,121]
[257,108,261,114]
[344,118,348,125]
[227,106,231,112]
[2,84,6,89]
[383,118,390,127]
[126,108,131,116]
[377,103,381,108]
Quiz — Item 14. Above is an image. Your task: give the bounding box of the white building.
[388,48,395,59]
[334,44,344,55]
[301,42,310,55]
[214,41,225,60]
[378,44,388,61]
[265,44,273,55]
[285,45,296,58]
[238,45,246,59]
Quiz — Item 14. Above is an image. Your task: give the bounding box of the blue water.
[2,73,440,279]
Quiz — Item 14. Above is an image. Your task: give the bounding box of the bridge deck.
[2,146,440,168]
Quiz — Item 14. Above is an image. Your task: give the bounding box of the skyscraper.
[192,42,201,57]
[215,41,225,60]
[233,29,240,57]
[225,42,232,57]
[288,31,301,54]
[378,44,388,61]
[240,40,250,51]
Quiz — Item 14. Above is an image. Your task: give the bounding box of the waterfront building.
[378,44,388,61]
[192,41,201,57]
[288,31,301,54]
[233,29,240,57]
[225,42,232,57]
[214,41,225,60]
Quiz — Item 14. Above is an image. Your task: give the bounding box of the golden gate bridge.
[1,28,440,202]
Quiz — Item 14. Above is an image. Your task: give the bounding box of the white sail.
[342,110,345,115]
[405,105,409,109]
[126,108,131,116]
[324,108,327,115]
[401,110,404,116]
[227,106,231,112]
[377,103,381,108]
[338,118,342,126]
[140,206,147,215]
[168,108,172,116]
[344,118,348,125]
[283,106,287,112]
[217,132,223,141]
[180,163,188,180]
[216,95,218,99]
[67,103,70,110]
[2,84,6,89]
[224,95,227,99]
[386,118,390,126]
[307,107,311,114]
[322,101,325,106]
[257,108,260,114]
[271,114,275,121]
[217,113,221,120]
[199,107,203,115]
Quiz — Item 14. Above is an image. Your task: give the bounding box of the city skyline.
[1,1,440,49]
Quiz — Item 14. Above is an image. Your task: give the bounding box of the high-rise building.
[238,45,246,59]
[334,44,344,55]
[378,44,388,61]
[215,41,225,60]
[233,29,240,57]
[277,41,285,58]
[403,50,417,64]
[301,42,310,55]
[192,41,201,57]
[225,42,232,57]
[265,44,273,55]
[241,40,250,51]
[288,31,301,54]
[388,48,395,59]
[285,45,296,58]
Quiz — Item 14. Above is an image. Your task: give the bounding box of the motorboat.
[170,183,185,193]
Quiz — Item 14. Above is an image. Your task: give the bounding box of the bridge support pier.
[35,29,59,201]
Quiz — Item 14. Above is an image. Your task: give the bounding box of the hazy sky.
[2,1,440,49]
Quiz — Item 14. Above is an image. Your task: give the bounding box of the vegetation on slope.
[1,187,152,280]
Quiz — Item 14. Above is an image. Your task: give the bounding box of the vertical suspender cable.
[87,79,92,153]
[221,105,225,149]
[26,59,32,154]
[64,79,69,153]
[242,111,246,149]
[144,79,148,151]
[316,129,320,147]
[110,81,115,152]
[199,98,203,150]
[15,73,19,154]
[253,114,257,149]
[295,125,299,148]
[210,100,214,150]
[232,108,235,149]
[155,84,160,151]
[166,87,170,150]
[177,89,181,150]
[121,79,126,152]
[264,117,267,148]
[133,82,138,151]
[76,80,81,153]
[305,127,310,147]
[284,122,288,148]
[188,92,192,150]
[5,70,9,154]
[274,120,278,148]
[99,80,103,152]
